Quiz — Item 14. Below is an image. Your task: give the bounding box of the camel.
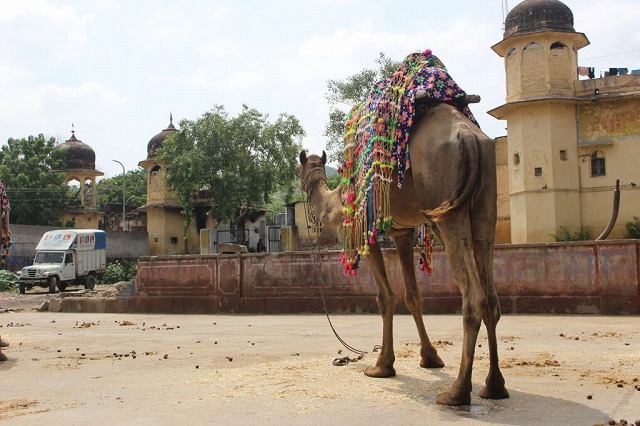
[298,102,509,406]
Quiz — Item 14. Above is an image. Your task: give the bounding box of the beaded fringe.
[338,49,476,276]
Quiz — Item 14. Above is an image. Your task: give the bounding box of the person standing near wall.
[256,238,266,253]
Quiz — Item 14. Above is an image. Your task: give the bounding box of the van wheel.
[19,283,26,294]
[48,276,59,293]
[85,275,96,290]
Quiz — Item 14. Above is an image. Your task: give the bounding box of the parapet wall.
[129,240,639,315]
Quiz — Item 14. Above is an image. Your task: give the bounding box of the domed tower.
[55,128,104,228]
[139,114,178,206]
[489,0,590,243]
[138,114,188,255]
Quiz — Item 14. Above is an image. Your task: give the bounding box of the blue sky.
[1,0,638,178]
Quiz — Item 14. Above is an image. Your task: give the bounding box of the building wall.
[145,162,178,205]
[503,32,580,102]
[145,208,204,255]
[492,20,639,243]
[577,95,640,238]
[140,156,210,255]
[60,211,102,230]
[495,136,511,243]
[504,101,583,242]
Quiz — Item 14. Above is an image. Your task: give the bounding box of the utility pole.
[112,159,126,231]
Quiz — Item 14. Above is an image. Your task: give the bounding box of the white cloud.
[139,2,231,49]
[1,82,128,126]
[0,0,93,61]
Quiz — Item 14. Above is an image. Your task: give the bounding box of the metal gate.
[267,226,281,253]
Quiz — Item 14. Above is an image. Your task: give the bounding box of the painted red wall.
[132,241,639,315]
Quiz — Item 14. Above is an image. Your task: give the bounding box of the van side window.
[65,253,73,264]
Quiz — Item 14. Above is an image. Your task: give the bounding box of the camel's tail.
[424,129,483,222]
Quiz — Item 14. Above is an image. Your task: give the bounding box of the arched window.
[524,42,543,51]
[590,151,606,177]
[507,47,517,57]
[550,41,567,50]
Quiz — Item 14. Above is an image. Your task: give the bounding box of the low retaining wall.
[113,240,639,315]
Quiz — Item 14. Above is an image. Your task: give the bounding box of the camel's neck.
[307,180,342,228]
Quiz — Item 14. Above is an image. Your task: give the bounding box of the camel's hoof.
[420,353,445,369]
[479,385,510,400]
[436,389,471,406]
[0,352,7,362]
[364,365,396,378]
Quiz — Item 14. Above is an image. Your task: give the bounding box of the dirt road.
[1,292,639,425]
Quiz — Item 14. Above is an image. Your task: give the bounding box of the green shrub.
[553,226,593,242]
[101,260,137,284]
[625,217,640,239]
[0,269,18,292]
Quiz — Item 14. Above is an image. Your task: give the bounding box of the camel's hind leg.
[434,213,487,406]
[390,228,444,369]
[474,238,509,400]
[364,242,396,378]
[470,142,509,400]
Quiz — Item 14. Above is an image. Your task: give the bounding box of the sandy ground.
[0,291,639,425]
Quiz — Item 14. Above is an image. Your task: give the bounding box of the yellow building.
[55,129,104,229]
[138,115,215,255]
[489,0,640,243]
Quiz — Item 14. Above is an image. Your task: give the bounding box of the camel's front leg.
[364,242,396,378]
[390,229,444,369]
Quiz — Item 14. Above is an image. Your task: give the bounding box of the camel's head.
[298,150,327,194]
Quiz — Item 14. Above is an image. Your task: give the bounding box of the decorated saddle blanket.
[338,49,477,276]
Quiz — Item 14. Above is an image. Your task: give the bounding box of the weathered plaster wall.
[577,96,640,239]
[495,136,511,244]
[131,241,640,315]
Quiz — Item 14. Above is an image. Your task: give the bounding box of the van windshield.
[34,252,64,264]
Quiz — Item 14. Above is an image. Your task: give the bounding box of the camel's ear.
[299,150,307,165]
[321,151,327,165]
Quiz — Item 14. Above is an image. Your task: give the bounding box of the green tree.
[324,52,400,162]
[97,168,147,211]
[625,217,640,239]
[159,105,305,237]
[552,226,593,242]
[0,134,68,225]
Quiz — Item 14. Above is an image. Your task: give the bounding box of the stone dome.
[147,114,178,158]
[56,130,97,171]
[504,0,575,39]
